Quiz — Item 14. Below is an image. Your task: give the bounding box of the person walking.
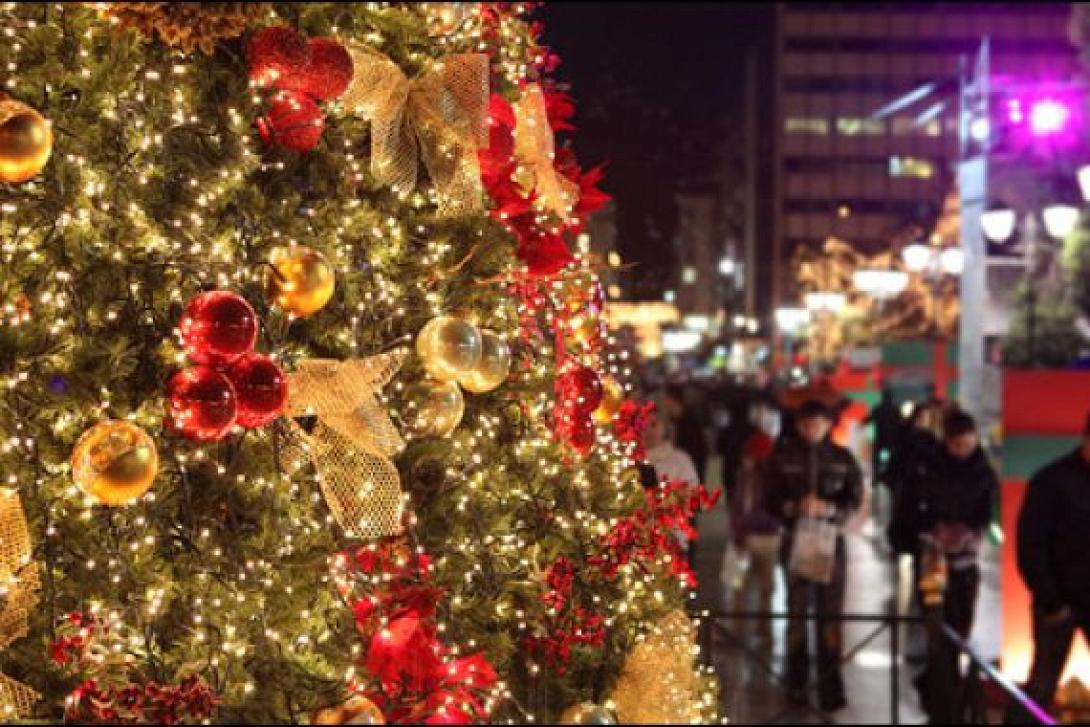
[913,410,997,644]
[1004,412,1090,723]
[765,400,864,712]
[866,386,902,486]
[717,398,756,500]
[728,430,780,648]
[664,384,709,483]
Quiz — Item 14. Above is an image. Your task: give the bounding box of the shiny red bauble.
[556,363,603,417]
[167,367,238,442]
[282,37,354,101]
[226,353,288,428]
[256,90,325,152]
[246,26,310,87]
[179,291,258,367]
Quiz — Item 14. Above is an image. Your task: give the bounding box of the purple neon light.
[1029,98,1070,135]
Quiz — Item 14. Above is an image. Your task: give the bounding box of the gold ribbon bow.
[282,351,408,539]
[514,84,579,219]
[0,490,40,719]
[342,47,489,216]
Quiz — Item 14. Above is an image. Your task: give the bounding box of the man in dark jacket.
[913,410,997,640]
[1004,412,1090,722]
[765,400,864,712]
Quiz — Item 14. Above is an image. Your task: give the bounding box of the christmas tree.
[0,3,719,723]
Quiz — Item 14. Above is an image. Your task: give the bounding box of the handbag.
[788,515,838,584]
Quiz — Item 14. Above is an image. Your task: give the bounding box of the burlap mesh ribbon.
[281,351,408,539]
[342,46,489,216]
[611,610,703,724]
[0,490,40,718]
[514,84,579,218]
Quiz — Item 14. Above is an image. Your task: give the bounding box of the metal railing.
[698,607,918,725]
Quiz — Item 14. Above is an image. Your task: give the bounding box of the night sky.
[539,2,774,298]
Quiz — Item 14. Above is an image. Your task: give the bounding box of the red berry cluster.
[246,26,353,151]
[52,612,219,725]
[168,291,286,441]
[525,556,606,674]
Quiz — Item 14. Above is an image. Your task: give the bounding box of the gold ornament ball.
[311,695,385,725]
[416,316,482,382]
[458,330,511,394]
[571,314,601,347]
[71,420,158,506]
[593,375,625,425]
[0,98,52,184]
[264,246,336,317]
[405,379,464,438]
[560,703,618,725]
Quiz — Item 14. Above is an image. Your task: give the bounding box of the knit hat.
[743,431,775,461]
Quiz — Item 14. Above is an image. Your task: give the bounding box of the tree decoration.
[282,37,354,101]
[416,316,483,382]
[226,353,287,428]
[513,83,579,218]
[610,610,716,725]
[71,420,159,506]
[341,46,489,215]
[403,378,465,439]
[246,26,311,88]
[52,612,220,723]
[559,703,618,725]
[255,90,326,152]
[101,2,269,55]
[456,329,511,394]
[592,375,624,425]
[282,352,407,538]
[0,95,52,184]
[331,541,501,724]
[178,291,258,367]
[0,490,40,719]
[263,245,336,317]
[166,366,238,442]
[311,695,385,725]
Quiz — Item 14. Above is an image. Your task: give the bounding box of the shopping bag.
[788,516,837,585]
[719,542,750,593]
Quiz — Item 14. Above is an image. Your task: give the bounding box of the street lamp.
[939,248,965,276]
[1041,203,1080,239]
[981,203,1017,243]
[853,268,908,299]
[902,242,934,273]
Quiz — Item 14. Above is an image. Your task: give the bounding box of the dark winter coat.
[1017,449,1090,613]
[889,444,997,557]
[763,437,864,528]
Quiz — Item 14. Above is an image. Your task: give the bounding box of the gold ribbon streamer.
[281,351,408,539]
[0,490,40,719]
[513,84,579,219]
[342,47,489,216]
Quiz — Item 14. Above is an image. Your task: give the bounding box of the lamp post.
[980,193,1083,362]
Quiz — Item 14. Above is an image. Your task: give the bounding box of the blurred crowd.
[633,371,1090,720]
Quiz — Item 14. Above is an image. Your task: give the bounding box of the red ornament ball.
[179,291,258,367]
[256,90,325,151]
[568,416,596,455]
[226,353,287,428]
[247,26,309,88]
[280,37,353,101]
[557,363,603,417]
[167,367,238,442]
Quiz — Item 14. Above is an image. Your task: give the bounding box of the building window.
[889,156,935,178]
[836,117,885,135]
[785,117,829,134]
